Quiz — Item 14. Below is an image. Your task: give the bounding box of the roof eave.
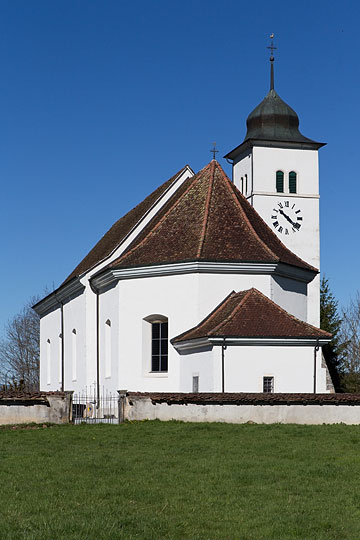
[32,277,85,317]
[172,336,331,350]
[224,138,326,161]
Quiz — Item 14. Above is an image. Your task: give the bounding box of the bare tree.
[0,297,40,391]
[339,292,360,392]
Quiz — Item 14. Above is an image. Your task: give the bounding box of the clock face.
[271,200,303,235]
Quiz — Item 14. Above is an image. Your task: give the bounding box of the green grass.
[1,421,360,539]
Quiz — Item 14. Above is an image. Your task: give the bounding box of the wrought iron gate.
[72,391,119,424]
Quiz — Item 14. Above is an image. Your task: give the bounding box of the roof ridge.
[209,289,252,335]
[223,178,279,261]
[114,163,212,266]
[196,160,216,258]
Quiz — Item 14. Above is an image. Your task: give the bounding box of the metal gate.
[72,391,119,424]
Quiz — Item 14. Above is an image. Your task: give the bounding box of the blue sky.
[0,0,358,330]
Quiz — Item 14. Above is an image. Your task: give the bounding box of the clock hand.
[278,209,296,226]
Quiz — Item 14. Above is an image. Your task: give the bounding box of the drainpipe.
[313,339,320,394]
[54,292,64,392]
[90,282,100,409]
[221,337,227,393]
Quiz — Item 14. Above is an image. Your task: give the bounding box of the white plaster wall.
[117,273,200,392]
[98,284,120,395]
[176,343,328,394]
[251,146,319,195]
[39,308,62,391]
[116,272,275,393]
[270,275,307,321]
[179,348,215,392]
[197,273,271,321]
[62,292,87,394]
[233,149,251,195]
[221,346,327,393]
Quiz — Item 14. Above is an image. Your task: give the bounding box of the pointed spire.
[267,33,276,90]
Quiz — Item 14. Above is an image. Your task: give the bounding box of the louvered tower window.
[276,171,284,193]
[289,171,297,193]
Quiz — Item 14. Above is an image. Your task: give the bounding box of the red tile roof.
[109,160,316,272]
[63,165,190,283]
[172,288,331,342]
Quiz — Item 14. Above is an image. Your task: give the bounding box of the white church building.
[34,54,333,398]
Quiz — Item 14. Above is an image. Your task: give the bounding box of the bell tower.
[224,37,325,327]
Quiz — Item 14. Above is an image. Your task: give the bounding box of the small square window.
[263,376,274,393]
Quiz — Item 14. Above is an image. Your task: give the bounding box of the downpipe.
[313,339,320,394]
[222,338,227,393]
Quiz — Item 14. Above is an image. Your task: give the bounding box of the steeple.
[224,36,324,160]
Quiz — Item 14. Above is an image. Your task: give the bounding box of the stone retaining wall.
[0,391,73,425]
[122,392,360,425]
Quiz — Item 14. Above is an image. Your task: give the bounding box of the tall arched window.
[276,171,284,193]
[143,315,169,373]
[151,319,168,372]
[72,329,77,382]
[46,339,51,385]
[105,319,111,379]
[289,171,297,193]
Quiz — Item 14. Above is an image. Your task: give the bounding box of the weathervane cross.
[267,33,277,60]
[210,142,218,160]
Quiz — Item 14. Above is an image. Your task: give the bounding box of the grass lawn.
[1,421,360,539]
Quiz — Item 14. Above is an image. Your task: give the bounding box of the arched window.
[143,315,169,373]
[72,329,77,382]
[289,171,297,193]
[105,319,111,378]
[151,318,168,372]
[46,339,51,385]
[276,171,284,193]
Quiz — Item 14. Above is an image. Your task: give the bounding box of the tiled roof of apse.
[64,165,190,283]
[172,288,331,342]
[108,160,316,272]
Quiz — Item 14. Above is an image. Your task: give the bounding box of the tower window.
[241,177,244,193]
[245,174,248,195]
[276,171,284,193]
[289,171,297,193]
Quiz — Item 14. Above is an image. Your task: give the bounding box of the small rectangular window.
[263,376,274,393]
[192,375,199,393]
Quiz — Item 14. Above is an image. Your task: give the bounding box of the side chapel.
[34,49,333,397]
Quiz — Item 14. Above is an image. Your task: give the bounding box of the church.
[33,51,333,398]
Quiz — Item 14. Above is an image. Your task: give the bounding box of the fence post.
[117,390,127,424]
